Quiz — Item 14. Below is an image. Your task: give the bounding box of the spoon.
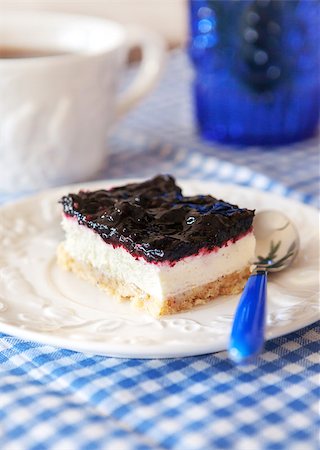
[228,210,300,364]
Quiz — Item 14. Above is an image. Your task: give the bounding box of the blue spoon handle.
[228,271,267,364]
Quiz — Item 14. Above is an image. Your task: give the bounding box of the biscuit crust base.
[57,244,250,317]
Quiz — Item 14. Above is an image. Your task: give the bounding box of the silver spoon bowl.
[228,210,300,364]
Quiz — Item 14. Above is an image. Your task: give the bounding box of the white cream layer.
[61,216,256,300]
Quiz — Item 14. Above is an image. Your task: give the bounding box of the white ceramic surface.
[0,12,164,193]
[0,180,319,358]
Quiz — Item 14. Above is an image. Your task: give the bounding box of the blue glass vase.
[188,0,320,146]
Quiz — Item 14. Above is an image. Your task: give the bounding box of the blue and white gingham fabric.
[0,326,319,450]
[0,50,319,450]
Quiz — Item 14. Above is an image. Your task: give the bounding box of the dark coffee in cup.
[0,46,68,59]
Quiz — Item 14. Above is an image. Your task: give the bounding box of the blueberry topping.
[60,175,254,263]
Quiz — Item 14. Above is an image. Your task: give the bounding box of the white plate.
[0,179,319,358]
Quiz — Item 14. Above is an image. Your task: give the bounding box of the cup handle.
[116,26,165,117]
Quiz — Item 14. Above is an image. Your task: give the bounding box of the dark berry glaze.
[60,175,254,264]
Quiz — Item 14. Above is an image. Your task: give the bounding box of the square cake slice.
[57,175,255,316]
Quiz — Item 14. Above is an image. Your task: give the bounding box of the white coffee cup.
[0,11,165,193]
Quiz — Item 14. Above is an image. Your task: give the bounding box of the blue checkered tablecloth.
[0,50,319,450]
